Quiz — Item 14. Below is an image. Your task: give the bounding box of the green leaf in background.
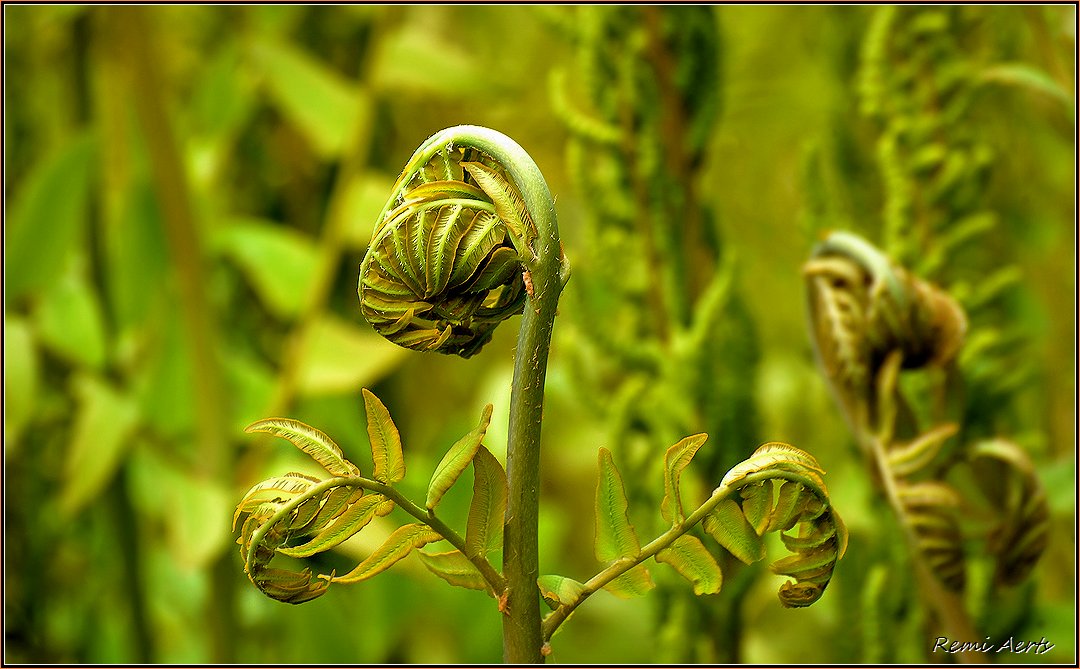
[980,63,1074,109]
[222,350,276,433]
[245,417,360,477]
[134,321,195,438]
[3,318,39,449]
[702,498,766,565]
[418,550,489,592]
[5,133,95,301]
[426,404,493,510]
[537,574,585,609]
[656,534,723,596]
[370,24,489,98]
[32,260,108,370]
[249,39,370,158]
[297,315,410,396]
[328,523,442,584]
[660,433,708,523]
[595,448,653,598]
[362,388,405,484]
[166,471,232,569]
[341,172,397,248]
[214,219,319,320]
[465,446,507,557]
[188,42,256,145]
[60,374,140,516]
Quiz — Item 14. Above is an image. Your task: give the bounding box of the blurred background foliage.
[3,5,1074,664]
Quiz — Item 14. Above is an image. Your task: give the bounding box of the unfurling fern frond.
[541,438,846,639]
[804,230,1048,651]
[805,231,967,403]
[234,474,371,604]
[715,442,848,608]
[234,389,505,605]
[969,439,1050,587]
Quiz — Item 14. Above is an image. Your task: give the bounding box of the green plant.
[804,230,1048,662]
[235,125,847,663]
[795,6,1068,661]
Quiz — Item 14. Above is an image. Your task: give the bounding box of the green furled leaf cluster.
[234,389,505,604]
[357,144,535,358]
[537,437,846,621]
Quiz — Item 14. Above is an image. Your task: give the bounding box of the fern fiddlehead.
[805,230,967,433]
[236,126,568,662]
[805,230,1048,659]
[358,130,548,357]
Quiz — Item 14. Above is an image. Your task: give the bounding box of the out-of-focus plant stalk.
[116,8,235,662]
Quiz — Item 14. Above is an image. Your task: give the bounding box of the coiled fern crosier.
[358,126,569,357]
[233,127,848,663]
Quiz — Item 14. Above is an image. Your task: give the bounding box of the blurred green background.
[3,5,1074,664]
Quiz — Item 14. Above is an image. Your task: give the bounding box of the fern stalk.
[866,432,980,662]
[452,127,567,664]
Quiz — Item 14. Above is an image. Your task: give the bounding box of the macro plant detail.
[358,141,538,357]
[804,230,1049,659]
[6,6,1070,665]
[235,126,847,663]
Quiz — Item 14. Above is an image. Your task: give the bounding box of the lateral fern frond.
[235,478,369,604]
[234,389,505,606]
[718,443,847,608]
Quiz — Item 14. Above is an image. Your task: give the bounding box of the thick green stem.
[501,282,560,663]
